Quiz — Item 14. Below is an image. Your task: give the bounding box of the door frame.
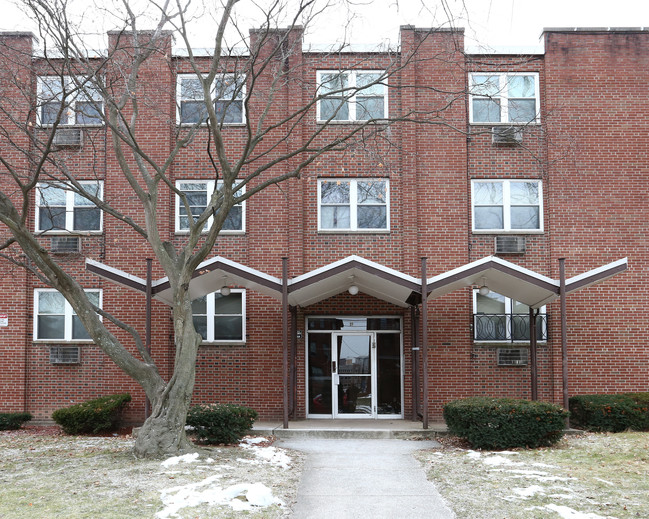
[332,331,376,419]
[305,315,404,420]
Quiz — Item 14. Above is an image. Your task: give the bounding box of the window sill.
[469,121,540,126]
[316,119,389,125]
[39,124,105,129]
[174,230,245,236]
[317,229,390,234]
[33,340,96,344]
[199,341,246,347]
[472,229,544,235]
[177,122,246,128]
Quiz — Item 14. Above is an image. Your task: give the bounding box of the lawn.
[0,428,303,519]
[418,432,649,519]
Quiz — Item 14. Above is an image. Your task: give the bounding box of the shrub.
[52,394,131,435]
[0,412,32,430]
[186,403,258,445]
[569,393,649,432]
[443,397,568,449]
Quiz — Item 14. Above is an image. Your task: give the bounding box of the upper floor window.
[177,74,245,125]
[34,289,101,341]
[36,182,103,233]
[472,180,542,232]
[469,73,539,124]
[175,180,244,233]
[192,289,245,343]
[318,179,389,231]
[38,76,104,126]
[317,71,387,122]
[473,290,546,343]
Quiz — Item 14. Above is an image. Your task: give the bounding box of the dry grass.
[418,432,649,519]
[0,427,303,519]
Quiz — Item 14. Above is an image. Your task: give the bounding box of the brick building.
[0,26,646,425]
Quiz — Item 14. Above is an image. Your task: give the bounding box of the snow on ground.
[545,504,612,519]
[154,438,290,518]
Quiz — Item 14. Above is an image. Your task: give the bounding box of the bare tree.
[0,0,466,457]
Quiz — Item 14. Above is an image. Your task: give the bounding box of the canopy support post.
[145,258,152,420]
[282,257,289,429]
[421,257,429,430]
[529,307,538,401]
[559,257,570,427]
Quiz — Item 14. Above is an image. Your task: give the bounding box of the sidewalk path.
[278,438,455,519]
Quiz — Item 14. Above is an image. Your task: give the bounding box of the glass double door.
[307,326,402,419]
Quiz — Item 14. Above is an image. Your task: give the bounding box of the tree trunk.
[133,297,201,458]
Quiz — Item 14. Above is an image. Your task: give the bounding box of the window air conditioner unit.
[49,345,81,364]
[495,235,526,255]
[53,127,82,147]
[50,236,81,254]
[497,348,528,366]
[492,126,523,145]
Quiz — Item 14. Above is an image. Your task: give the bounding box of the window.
[177,74,245,125]
[38,76,103,126]
[317,71,387,122]
[469,73,539,124]
[192,290,245,343]
[175,180,244,233]
[318,179,389,231]
[472,180,542,232]
[34,289,101,341]
[36,182,103,233]
[473,290,546,343]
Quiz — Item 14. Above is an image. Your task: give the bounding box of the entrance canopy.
[86,255,627,308]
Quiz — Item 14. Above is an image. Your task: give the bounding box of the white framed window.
[469,73,539,124]
[318,179,389,232]
[317,71,387,122]
[37,76,104,126]
[175,180,244,233]
[34,289,102,342]
[35,181,103,233]
[192,289,245,343]
[473,290,546,343]
[177,74,245,125]
[472,179,542,232]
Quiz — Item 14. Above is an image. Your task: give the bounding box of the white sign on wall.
[0,314,7,327]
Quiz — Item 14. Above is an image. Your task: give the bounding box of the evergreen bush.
[443,397,568,449]
[569,393,649,432]
[0,412,32,430]
[186,403,258,444]
[52,394,131,435]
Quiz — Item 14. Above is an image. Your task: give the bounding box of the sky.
[2,0,648,51]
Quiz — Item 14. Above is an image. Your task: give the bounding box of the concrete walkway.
[278,438,455,519]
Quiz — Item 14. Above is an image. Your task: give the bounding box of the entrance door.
[333,333,374,417]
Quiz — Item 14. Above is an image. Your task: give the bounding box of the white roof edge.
[151,255,282,288]
[427,256,558,287]
[85,258,147,286]
[565,257,628,286]
[288,255,420,286]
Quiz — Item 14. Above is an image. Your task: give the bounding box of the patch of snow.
[241,437,267,445]
[483,455,523,466]
[545,504,614,519]
[593,478,614,486]
[549,494,576,499]
[156,478,281,518]
[532,462,559,469]
[498,451,518,455]
[240,444,291,469]
[465,450,481,459]
[161,452,200,467]
[512,485,545,498]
